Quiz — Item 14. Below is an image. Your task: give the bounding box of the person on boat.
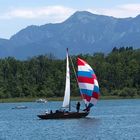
[76,102,80,112]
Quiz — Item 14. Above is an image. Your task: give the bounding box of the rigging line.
[69,55,86,107]
[69,55,80,91]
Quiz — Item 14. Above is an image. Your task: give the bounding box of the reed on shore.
[0,95,140,103]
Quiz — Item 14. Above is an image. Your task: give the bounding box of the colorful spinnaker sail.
[77,58,100,110]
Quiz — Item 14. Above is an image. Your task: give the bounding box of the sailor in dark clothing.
[76,102,80,112]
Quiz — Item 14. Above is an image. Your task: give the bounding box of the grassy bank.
[0,95,140,103]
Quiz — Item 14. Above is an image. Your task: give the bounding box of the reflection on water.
[0,99,140,140]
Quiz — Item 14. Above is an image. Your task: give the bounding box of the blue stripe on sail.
[80,89,93,96]
[93,85,99,93]
[89,69,94,75]
[78,71,93,78]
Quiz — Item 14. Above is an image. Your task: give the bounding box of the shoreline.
[0,96,140,103]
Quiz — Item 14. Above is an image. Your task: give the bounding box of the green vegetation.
[1,95,140,103]
[0,47,140,101]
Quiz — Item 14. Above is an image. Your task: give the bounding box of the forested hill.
[0,47,140,99]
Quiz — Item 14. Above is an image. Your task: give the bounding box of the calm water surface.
[0,99,140,140]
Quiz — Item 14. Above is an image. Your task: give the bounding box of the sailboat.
[37,49,100,119]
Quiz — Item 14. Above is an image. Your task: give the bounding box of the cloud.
[119,3,140,11]
[0,3,140,22]
[0,6,75,22]
[87,3,140,18]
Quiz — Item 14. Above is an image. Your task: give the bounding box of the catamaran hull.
[38,112,89,119]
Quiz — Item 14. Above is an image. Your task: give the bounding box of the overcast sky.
[0,0,140,39]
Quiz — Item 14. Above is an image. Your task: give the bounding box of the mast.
[62,48,71,110]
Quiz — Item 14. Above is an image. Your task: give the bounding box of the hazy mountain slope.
[0,11,140,59]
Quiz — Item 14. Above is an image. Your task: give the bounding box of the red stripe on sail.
[78,58,87,66]
[93,74,97,80]
[92,92,99,99]
[78,76,94,84]
[82,94,91,102]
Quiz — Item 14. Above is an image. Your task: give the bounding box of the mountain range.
[0,11,140,59]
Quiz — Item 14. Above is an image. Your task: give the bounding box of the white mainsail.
[62,49,70,109]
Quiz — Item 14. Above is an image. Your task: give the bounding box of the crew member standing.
[76,102,80,112]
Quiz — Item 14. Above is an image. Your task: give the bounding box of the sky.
[0,0,140,39]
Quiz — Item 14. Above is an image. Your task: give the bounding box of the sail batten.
[77,58,100,109]
[62,50,70,109]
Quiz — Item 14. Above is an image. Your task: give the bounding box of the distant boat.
[37,49,100,119]
[36,99,47,103]
[12,105,28,109]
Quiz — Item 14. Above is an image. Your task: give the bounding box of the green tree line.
[0,47,140,99]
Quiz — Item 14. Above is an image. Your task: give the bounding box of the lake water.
[0,99,140,140]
